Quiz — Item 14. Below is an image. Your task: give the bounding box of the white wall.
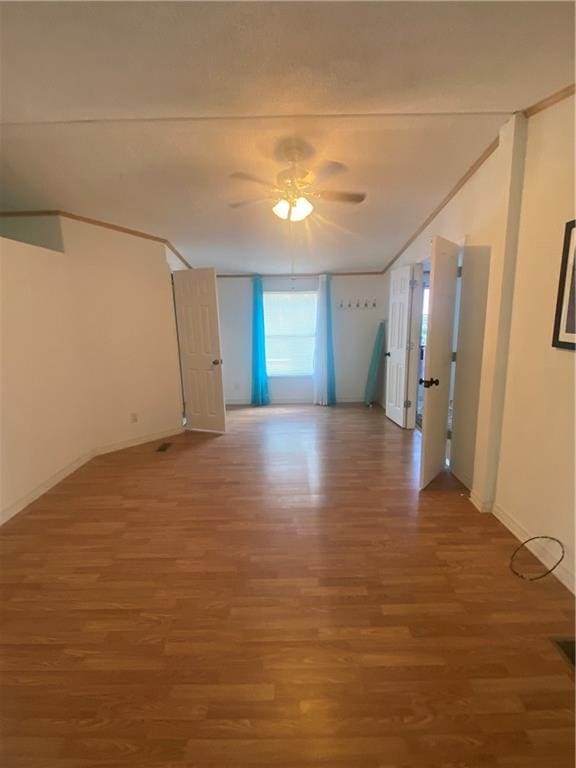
[217,274,389,405]
[385,115,523,496]
[217,277,253,404]
[332,276,388,403]
[494,98,575,591]
[0,218,183,525]
[383,101,575,591]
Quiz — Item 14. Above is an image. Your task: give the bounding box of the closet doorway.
[385,237,489,491]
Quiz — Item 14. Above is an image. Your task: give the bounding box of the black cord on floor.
[509,536,565,581]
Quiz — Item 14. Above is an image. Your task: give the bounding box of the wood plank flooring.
[1,405,574,767]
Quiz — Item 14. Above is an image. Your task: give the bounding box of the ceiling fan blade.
[314,161,348,183]
[317,190,366,204]
[230,171,273,188]
[228,198,268,209]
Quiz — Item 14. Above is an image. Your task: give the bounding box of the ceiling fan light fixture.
[272,198,291,220]
[272,196,314,222]
[290,196,314,222]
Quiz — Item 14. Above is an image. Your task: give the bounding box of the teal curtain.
[313,274,336,405]
[364,320,385,406]
[251,276,270,406]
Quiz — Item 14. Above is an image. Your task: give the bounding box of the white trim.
[183,427,224,434]
[405,264,424,430]
[95,427,184,456]
[469,490,492,513]
[229,398,368,406]
[267,373,314,379]
[227,398,313,405]
[492,502,575,594]
[1,451,94,527]
[1,428,184,527]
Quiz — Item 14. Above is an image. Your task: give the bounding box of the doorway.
[416,261,462,471]
[385,240,490,492]
[385,236,462,490]
[415,265,430,430]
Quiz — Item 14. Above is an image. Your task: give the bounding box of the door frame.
[405,263,424,430]
[385,264,417,428]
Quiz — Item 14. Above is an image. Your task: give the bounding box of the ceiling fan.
[229,149,366,222]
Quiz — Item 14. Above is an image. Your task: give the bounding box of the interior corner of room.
[0,3,574,763]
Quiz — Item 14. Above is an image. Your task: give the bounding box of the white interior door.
[173,268,226,433]
[405,263,424,429]
[420,236,460,489]
[450,246,490,490]
[385,265,413,427]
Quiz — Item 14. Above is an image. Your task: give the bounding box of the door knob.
[419,377,439,388]
[384,352,391,357]
[212,359,222,366]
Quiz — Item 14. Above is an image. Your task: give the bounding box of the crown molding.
[2,84,573,278]
[382,82,575,274]
[382,137,499,274]
[523,83,575,119]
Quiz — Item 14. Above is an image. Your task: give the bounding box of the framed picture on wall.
[552,219,576,350]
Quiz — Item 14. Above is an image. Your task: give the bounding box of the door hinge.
[451,351,457,362]
[447,428,452,439]
[457,265,463,277]
[409,278,418,288]
[404,399,412,408]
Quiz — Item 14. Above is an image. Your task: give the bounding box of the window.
[263,292,317,376]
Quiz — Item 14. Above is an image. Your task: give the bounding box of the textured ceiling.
[0,2,573,273]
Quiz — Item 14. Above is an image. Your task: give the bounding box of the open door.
[173,268,226,433]
[385,265,413,427]
[450,246,490,490]
[385,264,423,428]
[405,263,423,429]
[419,236,460,489]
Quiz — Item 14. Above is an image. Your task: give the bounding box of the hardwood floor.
[1,405,573,767]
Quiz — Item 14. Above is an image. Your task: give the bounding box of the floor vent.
[553,638,575,667]
[156,442,172,452]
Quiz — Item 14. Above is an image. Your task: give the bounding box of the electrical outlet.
[129,412,138,424]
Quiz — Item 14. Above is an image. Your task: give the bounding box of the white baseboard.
[226,399,368,406]
[492,502,575,594]
[469,490,492,513]
[95,427,184,456]
[1,427,184,527]
[226,400,374,408]
[0,451,94,526]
